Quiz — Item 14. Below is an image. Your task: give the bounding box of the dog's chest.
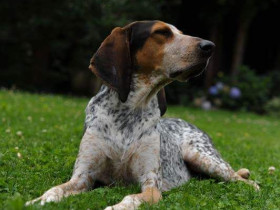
[86,103,161,183]
[85,87,161,159]
[96,107,157,149]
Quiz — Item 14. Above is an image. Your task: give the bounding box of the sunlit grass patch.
[1,90,280,209]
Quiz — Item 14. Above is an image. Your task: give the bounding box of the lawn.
[1,90,280,210]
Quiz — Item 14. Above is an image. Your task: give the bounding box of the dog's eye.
[154,29,171,37]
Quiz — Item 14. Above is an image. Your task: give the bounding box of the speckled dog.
[26,20,259,209]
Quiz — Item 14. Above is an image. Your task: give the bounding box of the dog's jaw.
[170,59,210,82]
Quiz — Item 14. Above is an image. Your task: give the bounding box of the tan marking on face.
[135,21,174,77]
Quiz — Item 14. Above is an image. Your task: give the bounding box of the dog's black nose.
[199,40,215,55]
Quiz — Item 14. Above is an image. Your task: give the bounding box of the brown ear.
[157,88,167,116]
[89,27,132,102]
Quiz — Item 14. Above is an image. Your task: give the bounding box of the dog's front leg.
[105,134,162,210]
[26,129,107,206]
[105,186,161,210]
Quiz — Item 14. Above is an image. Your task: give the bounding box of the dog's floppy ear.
[89,27,132,102]
[157,88,167,116]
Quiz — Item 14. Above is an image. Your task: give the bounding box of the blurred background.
[1,0,280,115]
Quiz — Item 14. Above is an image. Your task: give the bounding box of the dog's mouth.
[169,61,208,82]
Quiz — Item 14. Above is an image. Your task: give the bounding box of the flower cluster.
[193,82,242,110]
[208,82,241,99]
[191,66,274,113]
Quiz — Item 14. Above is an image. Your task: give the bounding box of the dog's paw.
[104,195,142,210]
[25,187,64,206]
[237,168,250,179]
[235,168,259,191]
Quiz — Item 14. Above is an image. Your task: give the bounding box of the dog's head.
[89,20,214,115]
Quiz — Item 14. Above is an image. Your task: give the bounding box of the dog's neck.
[85,80,167,141]
[127,73,171,108]
[99,83,160,114]
[87,74,171,130]
[91,75,169,114]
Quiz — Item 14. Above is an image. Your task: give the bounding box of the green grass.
[1,90,280,210]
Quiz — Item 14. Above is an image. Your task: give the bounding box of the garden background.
[1,0,280,114]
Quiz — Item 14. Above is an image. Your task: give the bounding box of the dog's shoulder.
[84,86,114,130]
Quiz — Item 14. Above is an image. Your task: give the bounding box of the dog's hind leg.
[180,123,259,190]
[26,129,108,206]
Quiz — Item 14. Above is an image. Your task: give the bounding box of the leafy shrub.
[267,70,280,98]
[207,66,271,113]
[168,65,274,114]
[234,66,271,113]
[207,82,242,110]
[265,97,280,117]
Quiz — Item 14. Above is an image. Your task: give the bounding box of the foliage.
[205,66,271,113]
[165,79,205,105]
[267,70,280,98]
[167,65,279,115]
[265,97,280,117]
[0,0,163,95]
[207,82,241,110]
[1,91,280,209]
[231,66,271,113]
[0,0,279,100]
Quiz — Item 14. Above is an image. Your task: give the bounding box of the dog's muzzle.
[199,40,215,57]
[170,39,215,81]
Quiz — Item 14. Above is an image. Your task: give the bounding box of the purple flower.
[230,87,241,99]
[209,86,218,95]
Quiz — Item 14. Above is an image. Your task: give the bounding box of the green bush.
[168,65,274,114]
[235,66,271,113]
[265,97,280,117]
[207,66,271,113]
[267,70,280,98]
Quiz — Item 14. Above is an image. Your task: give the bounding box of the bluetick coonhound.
[26,20,259,209]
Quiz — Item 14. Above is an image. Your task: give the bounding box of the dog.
[26,20,259,209]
